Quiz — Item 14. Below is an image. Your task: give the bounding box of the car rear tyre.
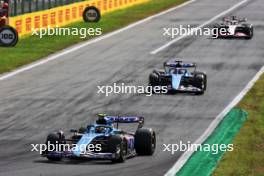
[246,27,253,39]
[135,129,156,155]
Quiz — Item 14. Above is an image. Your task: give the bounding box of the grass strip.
[213,74,264,176]
[176,108,248,176]
[0,0,187,74]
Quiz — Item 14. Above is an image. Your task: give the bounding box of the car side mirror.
[239,18,247,22]
[70,129,78,133]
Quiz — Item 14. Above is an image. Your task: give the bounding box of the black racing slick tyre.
[193,73,207,95]
[212,24,220,38]
[149,73,160,87]
[82,6,101,22]
[0,25,18,47]
[135,129,156,155]
[45,131,65,161]
[148,73,161,94]
[246,27,254,40]
[108,135,126,163]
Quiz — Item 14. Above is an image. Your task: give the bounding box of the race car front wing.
[167,85,203,93]
[43,151,116,160]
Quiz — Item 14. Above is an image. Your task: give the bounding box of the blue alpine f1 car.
[149,60,207,95]
[41,114,156,163]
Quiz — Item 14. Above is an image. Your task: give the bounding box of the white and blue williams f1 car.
[41,114,156,163]
[149,60,207,95]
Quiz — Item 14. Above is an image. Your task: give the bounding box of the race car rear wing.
[105,116,144,129]
[164,60,196,68]
[222,16,247,23]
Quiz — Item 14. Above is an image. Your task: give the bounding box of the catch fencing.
[8,0,149,36]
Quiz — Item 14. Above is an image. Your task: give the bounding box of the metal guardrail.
[9,0,83,16]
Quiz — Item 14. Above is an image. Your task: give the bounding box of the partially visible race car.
[149,60,207,95]
[213,16,253,39]
[41,114,156,163]
[0,0,18,47]
[0,25,18,47]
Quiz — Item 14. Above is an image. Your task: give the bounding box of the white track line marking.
[150,0,249,55]
[0,0,196,81]
[165,64,263,176]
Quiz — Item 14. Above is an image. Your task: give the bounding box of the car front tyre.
[135,129,156,155]
[45,132,65,161]
[108,135,126,163]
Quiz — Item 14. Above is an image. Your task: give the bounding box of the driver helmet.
[96,113,108,125]
[231,16,237,20]
[98,113,107,118]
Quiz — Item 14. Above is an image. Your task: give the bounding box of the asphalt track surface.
[0,0,263,175]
